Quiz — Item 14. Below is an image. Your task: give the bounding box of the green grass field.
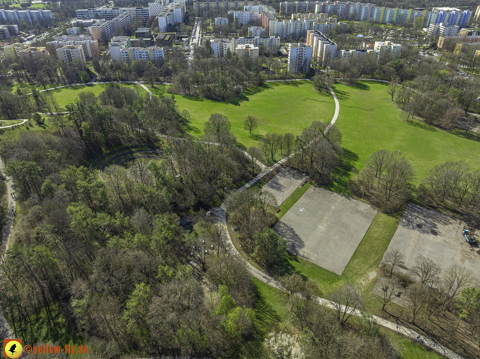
[174,81,336,149]
[0,119,23,127]
[333,81,480,184]
[45,84,146,110]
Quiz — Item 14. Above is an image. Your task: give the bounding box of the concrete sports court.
[262,168,306,206]
[274,187,377,275]
[381,203,480,283]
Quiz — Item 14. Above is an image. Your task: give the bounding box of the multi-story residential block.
[148,0,165,17]
[17,46,48,60]
[4,42,32,58]
[232,36,280,53]
[76,7,149,22]
[215,17,229,26]
[278,2,471,28]
[248,26,265,37]
[56,45,87,67]
[288,43,312,73]
[66,27,81,36]
[210,38,234,58]
[236,44,259,59]
[428,23,459,37]
[306,30,337,64]
[109,36,164,63]
[339,49,378,61]
[231,10,261,25]
[0,9,53,25]
[374,41,402,57]
[88,11,137,44]
[46,36,100,59]
[0,26,11,39]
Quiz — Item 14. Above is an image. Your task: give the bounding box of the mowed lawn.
[174,81,336,149]
[45,84,146,110]
[334,81,480,183]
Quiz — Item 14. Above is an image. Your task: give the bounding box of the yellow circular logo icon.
[4,340,22,358]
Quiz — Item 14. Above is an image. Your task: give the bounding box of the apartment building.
[109,36,164,63]
[0,26,11,39]
[279,2,471,28]
[88,11,137,44]
[215,17,229,26]
[288,43,312,73]
[76,7,149,22]
[339,49,378,61]
[232,36,280,53]
[306,30,337,64]
[210,39,234,58]
[428,23,459,37]
[0,9,53,25]
[374,41,402,57]
[17,46,48,60]
[46,37,100,59]
[56,45,87,68]
[158,3,184,32]
[248,26,265,37]
[231,10,261,25]
[4,42,31,58]
[66,27,81,36]
[236,44,259,59]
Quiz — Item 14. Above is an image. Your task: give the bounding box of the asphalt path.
[0,157,16,340]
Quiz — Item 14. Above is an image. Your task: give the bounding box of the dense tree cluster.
[418,161,480,217]
[0,86,263,356]
[350,150,414,213]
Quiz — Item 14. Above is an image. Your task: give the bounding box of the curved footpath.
[213,87,463,359]
[0,157,16,340]
[0,119,28,130]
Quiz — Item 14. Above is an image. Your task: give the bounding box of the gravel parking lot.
[274,187,377,275]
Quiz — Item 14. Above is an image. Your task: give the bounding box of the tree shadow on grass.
[351,82,370,91]
[405,119,437,132]
[323,148,359,194]
[331,86,349,101]
[242,83,272,96]
[250,133,264,141]
[182,95,206,102]
[185,123,201,134]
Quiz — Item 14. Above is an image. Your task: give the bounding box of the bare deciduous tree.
[405,283,428,323]
[380,280,399,311]
[328,284,364,325]
[383,249,406,277]
[410,255,441,286]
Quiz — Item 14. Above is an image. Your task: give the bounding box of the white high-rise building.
[374,41,402,57]
[210,39,234,58]
[288,43,312,73]
[215,17,229,26]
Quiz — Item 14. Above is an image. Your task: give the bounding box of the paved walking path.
[0,157,16,340]
[0,119,28,130]
[213,87,463,359]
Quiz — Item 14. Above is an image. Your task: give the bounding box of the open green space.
[45,83,146,110]
[333,81,480,184]
[174,81,336,149]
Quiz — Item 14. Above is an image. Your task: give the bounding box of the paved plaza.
[262,168,306,206]
[381,203,480,283]
[274,187,377,275]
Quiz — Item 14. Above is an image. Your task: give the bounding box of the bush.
[32,113,44,125]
